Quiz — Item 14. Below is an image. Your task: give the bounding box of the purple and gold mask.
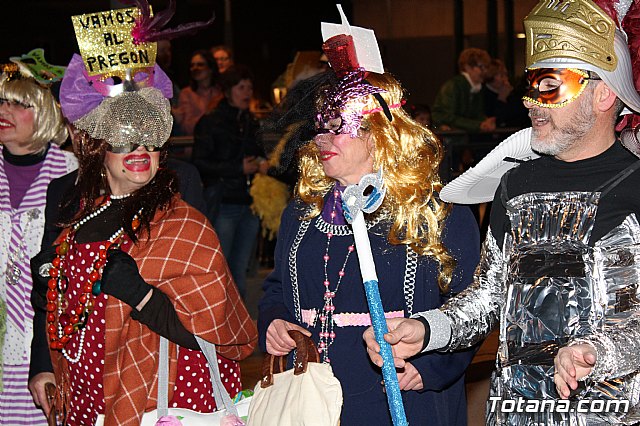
[523,68,596,108]
[315,68,385,138]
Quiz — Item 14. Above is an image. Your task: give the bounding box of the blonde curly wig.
[297,72,455,293]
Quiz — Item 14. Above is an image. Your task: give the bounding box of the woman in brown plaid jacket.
[27,53,258,426]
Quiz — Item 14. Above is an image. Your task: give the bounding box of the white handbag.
[96,336,250,425]
[247,330,342,426]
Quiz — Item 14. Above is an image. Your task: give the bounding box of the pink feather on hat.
[131,0,215,45]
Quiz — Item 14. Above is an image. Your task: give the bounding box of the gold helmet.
[523,0,640,114]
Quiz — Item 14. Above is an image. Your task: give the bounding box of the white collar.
[461,72,482,93]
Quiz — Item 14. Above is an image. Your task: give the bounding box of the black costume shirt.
[490,141,640,248]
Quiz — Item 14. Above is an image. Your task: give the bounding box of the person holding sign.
[27,5,256,425]
[258,7,480,425]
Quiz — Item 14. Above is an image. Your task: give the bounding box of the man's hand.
[266,319,311,356]
[257,158,270,175]
[397,361,424,391]
[363,318,426,369]
[28,372,56,416]
[554,344,597,399]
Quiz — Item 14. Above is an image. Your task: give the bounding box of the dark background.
[0,0,353,104]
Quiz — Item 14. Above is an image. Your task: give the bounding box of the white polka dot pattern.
[60,239,243,421]
[64,241,110,425]
[91,201,256,424]
[169,348,242,411]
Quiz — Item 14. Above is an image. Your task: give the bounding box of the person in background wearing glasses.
[27,54,257,425]
[432,47,496,133]
[0,60,77,426]
[210,45,234,74]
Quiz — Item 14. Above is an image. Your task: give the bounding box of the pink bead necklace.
[318,188,355,364]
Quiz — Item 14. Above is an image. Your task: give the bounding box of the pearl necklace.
[110,193,132,200]
[46,196,141,363]
[318,188,355,364]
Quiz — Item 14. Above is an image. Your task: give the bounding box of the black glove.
[30,245,59,311]
[131,290,200,350]
[101,249,153,308]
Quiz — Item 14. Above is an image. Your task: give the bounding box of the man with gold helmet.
[364,0,640,424]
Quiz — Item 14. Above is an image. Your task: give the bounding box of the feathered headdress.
[262,71,337,173]
[265,5,390,172]
[614,0,640,132]
[315,4,395,137]
[131,0,215,44]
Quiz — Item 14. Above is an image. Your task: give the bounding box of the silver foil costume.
[419,165,640,425]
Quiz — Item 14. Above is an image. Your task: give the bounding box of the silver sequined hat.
[73,87,172,149]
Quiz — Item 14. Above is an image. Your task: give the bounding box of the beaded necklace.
[5,208,40,285]
[318,188,355,364]
[46,194,140,363]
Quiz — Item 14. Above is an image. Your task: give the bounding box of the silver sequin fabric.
[422,191,640,425]
[74,87,172,148]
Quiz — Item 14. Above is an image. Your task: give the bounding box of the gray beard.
[530,92,596,156]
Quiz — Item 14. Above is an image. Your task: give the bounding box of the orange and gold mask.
[523,68,597,108]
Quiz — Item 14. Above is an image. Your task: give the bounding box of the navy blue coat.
[258,197,481,426]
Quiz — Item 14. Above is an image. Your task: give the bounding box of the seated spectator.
[432,48,496,133]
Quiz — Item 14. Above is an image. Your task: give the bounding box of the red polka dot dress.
[62,240,113,426]
[169,349,242,411]
[60,240,242,425]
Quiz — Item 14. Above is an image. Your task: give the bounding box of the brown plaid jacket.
[51,199,257,425]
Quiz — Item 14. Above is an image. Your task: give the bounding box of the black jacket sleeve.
[29,308,53,380]
[167,158,207,215]
[130,288,199,350]
[41,171,78,249]
[29,248,57,380]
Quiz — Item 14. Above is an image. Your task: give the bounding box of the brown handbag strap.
[260,330,319,388]
[45,382,57,426]
[259,351,286,387]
